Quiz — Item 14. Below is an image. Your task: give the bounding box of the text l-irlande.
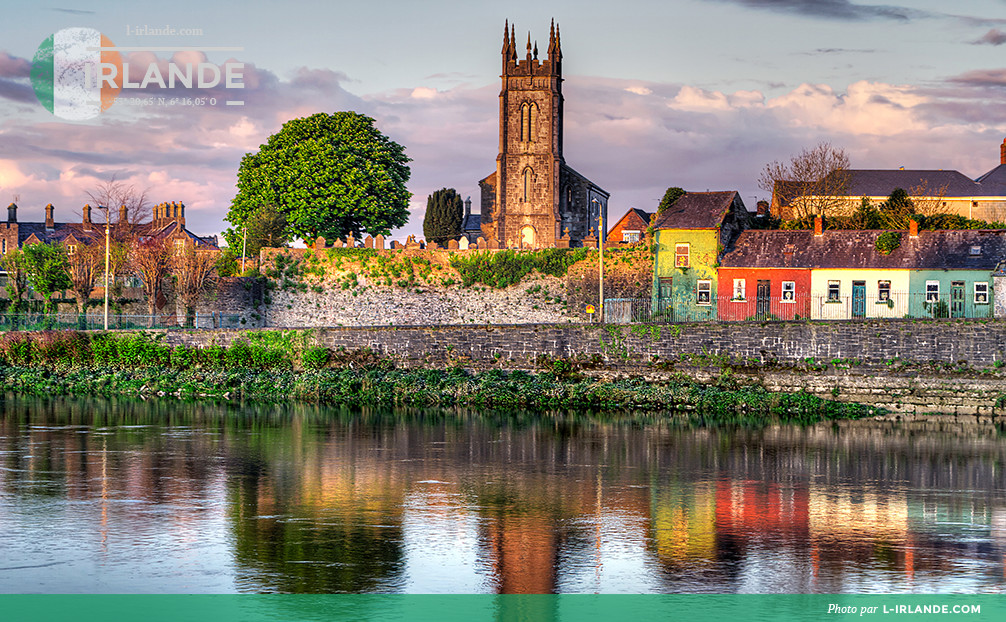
[84,62,244,89]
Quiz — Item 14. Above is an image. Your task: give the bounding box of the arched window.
[519,102,537,143]
[523,167,533,202]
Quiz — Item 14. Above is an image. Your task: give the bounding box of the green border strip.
[1,595,1003,622]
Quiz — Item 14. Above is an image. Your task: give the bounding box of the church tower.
[480,20,608,249]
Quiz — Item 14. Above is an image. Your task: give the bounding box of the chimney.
[119,204,127,224]
[814,215,823,236]
[756,200,770,218]
[909,218,918,238]
[83,203,92,230]
[1000,138,1006,165]
[45,203,54,229]
[176,201,185,226]
[464,196,472,218]
[7,202,16,224]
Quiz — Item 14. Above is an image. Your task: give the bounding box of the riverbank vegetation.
[0,330,875,423]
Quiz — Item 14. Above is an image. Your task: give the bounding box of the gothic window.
[523,167,533,202]
[520,102,537,143]
[565,186,573,209]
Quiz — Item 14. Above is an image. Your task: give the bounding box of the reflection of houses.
[649,482,717,565]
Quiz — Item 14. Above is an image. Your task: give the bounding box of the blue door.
[852,281,866,318]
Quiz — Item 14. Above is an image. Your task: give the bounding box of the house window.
[878,280,891,301]
[926,280,940,303]
[1,239,5,254]
[781,281,795,302]
[975,282,989,304]
[67,244,76,255]
[732,278,746,300]
[674,243,690,268]
[970,246,982,256]
[622,230,641,243]
[696,280,712,306]
[827,280,841,301]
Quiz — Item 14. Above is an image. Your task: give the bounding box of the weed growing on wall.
[449,249,588,288]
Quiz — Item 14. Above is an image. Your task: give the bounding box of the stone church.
[478,20,609,249]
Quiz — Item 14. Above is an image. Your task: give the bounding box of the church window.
[520,102,537,143]
[523,168,533,202]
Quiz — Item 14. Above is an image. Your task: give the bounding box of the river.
[0,396,1003,594]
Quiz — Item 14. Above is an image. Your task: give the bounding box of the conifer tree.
[423,188,463,245]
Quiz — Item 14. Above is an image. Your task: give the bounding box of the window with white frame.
[975,282,989,304]
[675,243,690,268]
[878,280,891,301]
[622,230,641,243]
[827,280,840,301]
[696,280,712,305]
[781,281,795,302]
[926,280,940,303]
[732,278,746,300]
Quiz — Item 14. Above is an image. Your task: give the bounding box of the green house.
[901,230,1004,319]
[651,191,749,321]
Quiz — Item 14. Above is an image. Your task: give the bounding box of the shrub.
[301,346,330,370]
[0,332,33,366]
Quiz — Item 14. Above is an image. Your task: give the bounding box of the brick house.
[606,208,652,246]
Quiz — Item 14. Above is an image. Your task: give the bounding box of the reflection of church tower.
[479,20,608,249]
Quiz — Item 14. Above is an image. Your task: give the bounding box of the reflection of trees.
[2,399,1005,594]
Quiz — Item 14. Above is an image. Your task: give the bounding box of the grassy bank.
[0,330,876,423]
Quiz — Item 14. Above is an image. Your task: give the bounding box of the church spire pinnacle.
[502,19,510,55]
[548,19,556,57]
[533,40,538,60]
[510,24,516,60]
[526,31,532,61]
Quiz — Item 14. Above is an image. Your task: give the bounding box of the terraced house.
[651,191,749,321]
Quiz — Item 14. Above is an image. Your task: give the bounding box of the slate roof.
[824,169,1006,198]
[721,229,1006,271]
[976,163,1006,189]
[651,191,741,230]
[462,213,481,232]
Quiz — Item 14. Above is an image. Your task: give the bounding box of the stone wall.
[163,320,1006,368]
[259,246,653,328]
[157,319,1006,415]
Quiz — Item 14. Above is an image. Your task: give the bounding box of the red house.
[717,230,813,320]
[606,208,652,245]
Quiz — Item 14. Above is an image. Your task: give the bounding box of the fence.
[604,292,995,323]
[0,312,244,331]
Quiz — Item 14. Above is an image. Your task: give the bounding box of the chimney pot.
[909,218,919,238]
[814,215,823,236]
[7,202,16,224]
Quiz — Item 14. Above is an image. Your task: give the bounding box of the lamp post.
[241,226,247,273]
[592,198,604,320]
[99,206,110,331]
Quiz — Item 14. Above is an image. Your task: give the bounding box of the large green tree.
[23,243,71,314]
[423,188,463,245]
[226,112,412,243]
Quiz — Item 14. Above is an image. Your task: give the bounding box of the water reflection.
[0,395,1004,594]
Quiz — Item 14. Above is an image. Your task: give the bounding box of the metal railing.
[604,292,994,323]
[0,312,245,331]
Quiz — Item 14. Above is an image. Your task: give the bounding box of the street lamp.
[591,198,604,320]
[98,206,110,331]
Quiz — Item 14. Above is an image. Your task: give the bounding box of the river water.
[0,395,1004,594]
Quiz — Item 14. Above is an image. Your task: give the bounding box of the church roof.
[652,191,742,230]
[462,213,481,232]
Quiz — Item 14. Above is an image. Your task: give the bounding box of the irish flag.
[31,27,122,121]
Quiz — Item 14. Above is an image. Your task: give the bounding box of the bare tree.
[758,142,851,221]
[173,245,219,328]
[906,182,951,219]
[66,243,102,316]
[133,237,172,326]
[86,176,152,297]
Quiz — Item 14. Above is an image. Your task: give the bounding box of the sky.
[3,0,1006,244]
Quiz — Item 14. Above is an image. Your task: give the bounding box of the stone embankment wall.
[160,319,1006,416]
[258,246,653,327]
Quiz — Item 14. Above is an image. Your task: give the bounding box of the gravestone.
[375,234,385,250]
[447,239,459,250]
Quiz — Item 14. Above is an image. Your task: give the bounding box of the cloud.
[50,8,96,15]
[3,54,1006,243]
[801,48,877,55]
[0,52,31,78]
[947,69,1006,87]
[972,29,1006,45]
[710,0,927,21]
